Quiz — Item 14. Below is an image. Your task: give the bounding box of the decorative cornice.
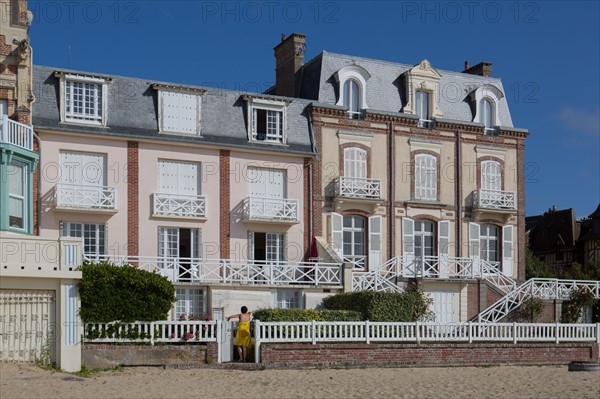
[152,83,206,94]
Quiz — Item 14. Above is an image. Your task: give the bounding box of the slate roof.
[296,51,517,128]
[32,65,315,156]
[527,209,579,253]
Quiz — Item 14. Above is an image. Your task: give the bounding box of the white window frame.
[414,220,435,257]
[334,65,370,117]
[175,288,204,320]
[275,290,302,309]
[471,84,504,133]
[415,90,432,127]
[246,98,287,144]
[414,153,437,201]
[342,215,366,258]
[480,224,500,264]
[344,147,367,179]
[157,89,202,135]
[0,99,8,116]
[61,221,106,260]
[343,79,361,119]
[481,160,501,191]
[7,161,27,231]
[56,73,110,126]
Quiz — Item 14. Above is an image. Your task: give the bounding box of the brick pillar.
[127,142,139,257]
[310,114,323,237]
[516,140,526,281]
[303,157,311,259]
[219,150,230,258]
[32,137,40,235]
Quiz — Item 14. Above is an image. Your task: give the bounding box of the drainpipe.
[456,129,462,257]
[307,108,316,256]
[389,121,395,258]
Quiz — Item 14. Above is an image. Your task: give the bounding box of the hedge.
[322,286,433,322]
[79,261,176,322]
[252,308,362,322]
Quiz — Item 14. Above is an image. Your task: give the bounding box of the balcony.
[472,189,516,222]
[0,115,34,151]
[334,177,381,199]
[153,193,207,219]
[242,197,298,224]
[55,183,117,212]
[85,255,342,286]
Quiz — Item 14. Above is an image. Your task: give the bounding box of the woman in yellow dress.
[227,306,252,362]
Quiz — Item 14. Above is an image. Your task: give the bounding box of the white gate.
[0,290,56,364]
[429,291,456,324]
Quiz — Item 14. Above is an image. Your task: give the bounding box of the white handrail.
[0,115,34,151]
[243,197,298,222]
[334,176,381,199]
[153,192,207,218]
[473,189,516,210]
[83,320,218,344]
[55,183,116,210]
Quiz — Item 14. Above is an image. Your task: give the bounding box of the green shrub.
[510,296,545,322]
[79,261,176,322]
[252,308,362,322]
[322,286,433,322]
[561,288,596,323]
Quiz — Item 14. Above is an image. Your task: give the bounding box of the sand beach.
[1,362,599,399]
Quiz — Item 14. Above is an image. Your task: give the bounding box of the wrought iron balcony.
[153,193,207,218]
[472,189,516,210]
[55,183,117,211]
[243,197,299,223]
[0,115,34,151]
[334,176,381,199]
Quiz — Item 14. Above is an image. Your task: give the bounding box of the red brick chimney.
[463,61,493,77]
[274,33,306,97]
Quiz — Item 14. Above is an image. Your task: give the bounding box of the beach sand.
[1,362,598,399]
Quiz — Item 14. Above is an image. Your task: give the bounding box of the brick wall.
[82,343,218,369]
[467,282,480,320]
[261,342,599,369]
[127,142,139,256]
[219,150,230,258]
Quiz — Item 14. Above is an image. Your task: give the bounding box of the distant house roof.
[527,208,578,253]
[579,203,600,242]
[32,65,315,156]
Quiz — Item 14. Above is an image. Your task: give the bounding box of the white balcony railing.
[55,183,117,210]
[243,197,298,222]
[334,177,381,199]
[344,255,366,270]
[153,193,207,218]
[0,115,34,151]
[473,189,516,210]
[84,255,342,286]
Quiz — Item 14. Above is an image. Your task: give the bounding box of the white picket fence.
[84,320,218,345]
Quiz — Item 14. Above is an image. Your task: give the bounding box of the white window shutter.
[438,220,450,277]
[402,217,415,275]
[502,225,514,277]
[330,212,343,259]
[482,161,501,191]
[469,222,481,275]
[247,231,255,261]
[368,215,382,270]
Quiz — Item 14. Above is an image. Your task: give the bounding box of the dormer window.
[55,72,111,126]
[334,65,371,119]
[244,96,288,144]
[153,84,206,136]
[480,98,495,134]
[343,79,361,119]
[471,84,504,135]
[415,91,431,128]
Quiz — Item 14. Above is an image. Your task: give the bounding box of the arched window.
[414,154,437,200]
[343,147,367,179]
[480,98,494,132]
[481,160,501,192]
[480,224,499,266]
[342,215,366,268]
[343,79,361,119]
[414,220,435,257]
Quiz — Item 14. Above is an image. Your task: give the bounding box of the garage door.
[0,290,56,364]
[429,291,456,324]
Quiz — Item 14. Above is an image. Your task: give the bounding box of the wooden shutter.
[402,217,415,268]
[438,220,450,277]
[344,147,367,179]
[247,231,255,261]
[159,161,199,195]
[61,152,105,186]
[469,222,481,275]
[415,154,436,200]
[161,91,199,134]
[331,212,343,258]
[502,225,514,277]
[266,169,285,199]
[368,215,382,270]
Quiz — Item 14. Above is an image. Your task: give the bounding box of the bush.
[510,296,545,322]
[322,285,433,322]
[79,261,176,322]
[561,288,596,324]
[252,308,362,322]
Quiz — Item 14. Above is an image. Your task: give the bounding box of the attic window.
[334,65,370,119]
[55,73,111,126]
[471,84,504,135]
[244,96,288,144]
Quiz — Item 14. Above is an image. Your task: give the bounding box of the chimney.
[463,61,492,77]
[274,33,306,97]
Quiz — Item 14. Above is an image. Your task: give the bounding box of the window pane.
[350,81,359,112]
[8,164,24,196]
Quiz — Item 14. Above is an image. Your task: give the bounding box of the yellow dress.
[235,321,252,348]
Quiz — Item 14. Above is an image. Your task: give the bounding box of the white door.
[0,290,56,364]
[429,291,456,324]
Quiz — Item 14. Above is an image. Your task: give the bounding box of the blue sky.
[28,0,600,218]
